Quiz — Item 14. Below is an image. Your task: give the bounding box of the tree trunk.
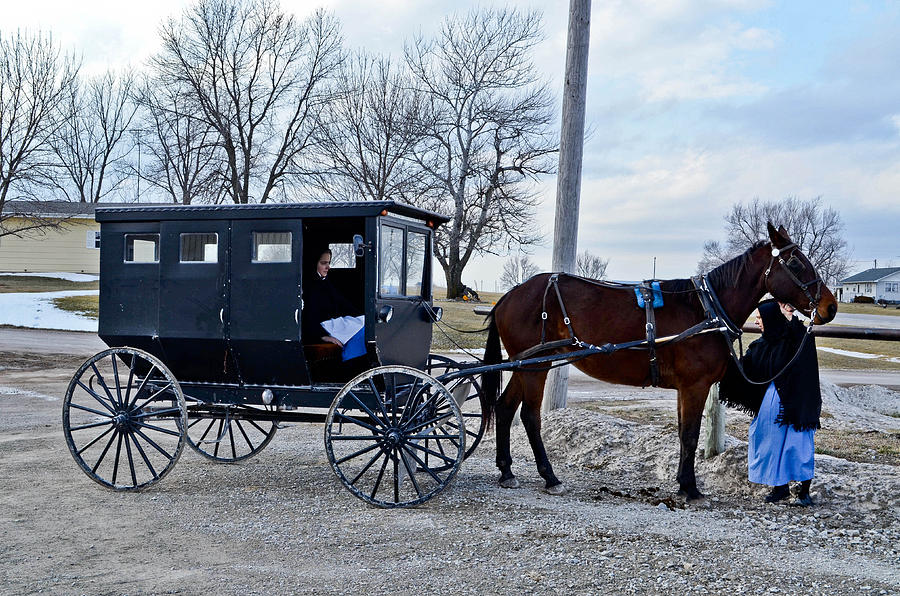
[443,264,465,300]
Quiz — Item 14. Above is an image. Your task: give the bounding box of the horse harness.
[506,240,823,387]
[511,273,738,386]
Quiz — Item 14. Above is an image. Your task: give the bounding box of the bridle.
[764,242,823,317]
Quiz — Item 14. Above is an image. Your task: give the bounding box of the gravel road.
[0,331,898,595]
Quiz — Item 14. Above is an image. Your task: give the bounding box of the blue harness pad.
[635,282,663,309]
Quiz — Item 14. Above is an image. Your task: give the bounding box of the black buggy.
[62,201,486,508]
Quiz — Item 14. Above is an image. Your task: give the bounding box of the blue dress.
[748,382,815,486]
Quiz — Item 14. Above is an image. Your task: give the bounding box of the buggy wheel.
[426,354,486,467]
[324,366,465,508]
[185,404,277,463]
[63,348,186,491]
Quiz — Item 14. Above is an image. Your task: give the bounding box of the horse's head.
[764,222,837,324]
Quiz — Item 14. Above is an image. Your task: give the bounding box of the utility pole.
[544,0,591,413]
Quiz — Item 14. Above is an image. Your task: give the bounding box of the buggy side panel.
[98,222,161,356]
[157,220,232,382]
[229,219,310,386]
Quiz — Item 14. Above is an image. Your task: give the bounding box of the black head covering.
[718,299,821,431]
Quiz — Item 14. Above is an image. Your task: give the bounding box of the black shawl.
[301,274,359,342]
[718,300,822,431]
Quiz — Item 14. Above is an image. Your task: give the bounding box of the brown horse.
[482,223,838,499]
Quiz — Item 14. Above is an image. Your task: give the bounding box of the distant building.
[0,201,100,274]
[836,267,900,304]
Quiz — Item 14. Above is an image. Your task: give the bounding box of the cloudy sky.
[7,0,899,286]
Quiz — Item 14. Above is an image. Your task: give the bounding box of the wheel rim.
[324,366,465,508]
[186,403,277,462]
[63,348,186,491]
[425,354,486,466]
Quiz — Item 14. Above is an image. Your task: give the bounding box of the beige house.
[0,201,100,274]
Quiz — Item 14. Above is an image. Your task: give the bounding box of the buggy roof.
[94,200,450,225]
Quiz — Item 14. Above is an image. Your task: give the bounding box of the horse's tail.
[481,308,502,430]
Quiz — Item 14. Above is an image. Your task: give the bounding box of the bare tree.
[500,254,540,290]
[0,31,79,236]
[134,79,225,204]
[576,250,608,279]
[51,70,137,203]
[698,197,851,285]
[308,52,426,202]
[152,0,343,204]
[405,8,557,298]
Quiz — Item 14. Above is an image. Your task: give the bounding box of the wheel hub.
[385,428,403,447]
[112,411,131,430]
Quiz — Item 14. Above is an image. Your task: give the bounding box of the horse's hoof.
[499,477,520,489]
[678,488,704,501]
[544,483,567,496]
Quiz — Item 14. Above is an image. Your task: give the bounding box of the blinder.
[764,242,823,314]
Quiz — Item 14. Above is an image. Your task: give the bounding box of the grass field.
[0,275,98,293]
[51,295,99,319]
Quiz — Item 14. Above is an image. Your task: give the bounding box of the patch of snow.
[0,291,98,332]
[818,347,881,359]
[0,385,58,402]
[1,271,98,282]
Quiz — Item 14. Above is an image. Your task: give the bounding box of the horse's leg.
[517,370,566,494]
[676,383,710,500]
[495,372,523,488]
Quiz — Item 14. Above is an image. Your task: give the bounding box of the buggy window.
[329,243,356,269]
[253,232,292,263]
[180,233,218,263]
[124,234,159,263]
[406,231,426,297]
[379,225,403,296]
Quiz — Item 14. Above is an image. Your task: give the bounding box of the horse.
[481,223,838,499]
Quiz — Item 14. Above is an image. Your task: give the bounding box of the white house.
[836,267,900,304]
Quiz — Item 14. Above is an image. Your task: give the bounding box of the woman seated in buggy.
[302,247,366,375]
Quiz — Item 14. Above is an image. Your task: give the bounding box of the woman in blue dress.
[719,299,821,506]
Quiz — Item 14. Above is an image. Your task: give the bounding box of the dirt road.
[1,330,898,595]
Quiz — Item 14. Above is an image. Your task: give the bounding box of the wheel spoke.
[91,430,119,474]
[345,390,387,429]
[405,441,457,464]
[400,444,444,484]
[234,420,255,452]
[367,377,391,421]
[124,364,157,410]
[90,363,119,409]
[404,410,455,434]
[132,406,183,420]
[348,447,387,484]
[128,432,159,480]
[70,419,115,432]
[75,379,117,415]
[77,425,115,455]
[400,448,423,499]
[111,432,124,485]
[123,431,138,487]
[370,451,391,500]
[335,440,383,466]
[110,355,125,410]
[133,420,182,438]
[133,428,176,461]
[333,410,381,434]
[132,382,175,412]
[68,402,114,419]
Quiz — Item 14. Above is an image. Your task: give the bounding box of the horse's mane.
[707,240,768,289]
[663,240,768,295]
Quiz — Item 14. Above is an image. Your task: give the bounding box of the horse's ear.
[767,222,791,247]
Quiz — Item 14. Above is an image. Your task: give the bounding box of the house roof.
[840,267,900,283]
[2,200,98,218]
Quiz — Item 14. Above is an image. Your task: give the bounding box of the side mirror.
[353,234,366,258]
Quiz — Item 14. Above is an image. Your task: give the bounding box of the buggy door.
[374,220,433,369]
[229,219,310,385]
[158,220,230,382]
